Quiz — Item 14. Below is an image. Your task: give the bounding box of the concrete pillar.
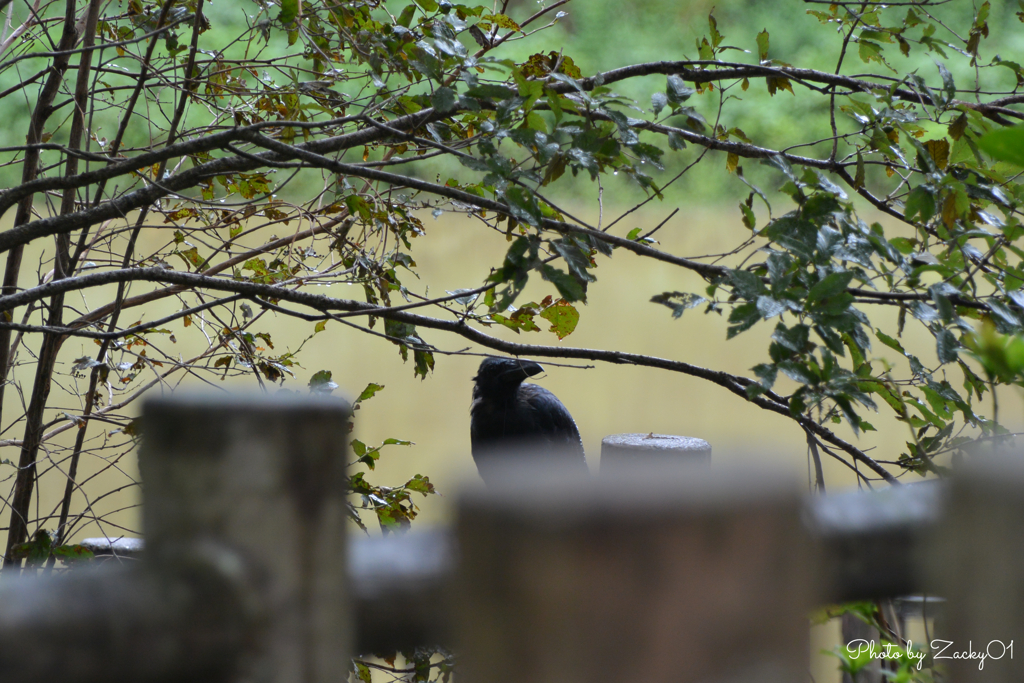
[600,433,711,474]
[933,455,1024,682]
[140,392,351,683]
[456,464,810,683]
[0,392,353,683]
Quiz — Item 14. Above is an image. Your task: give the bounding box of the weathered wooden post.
[456,463,810,683]
[933,455,1024,682]
[600,433,711,473]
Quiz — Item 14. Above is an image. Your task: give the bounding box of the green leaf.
[551,238,596,284]
[807,271,854,303]
[863,381,906,415]
[756,30,769,61]
[413,0,438,11]
[858,40,883,64]
[539,300,579,339]
[504,186,543,226]
[963,322,1024,381]
[778,360,817,385]
[464,84,516,100]
[936,329,959,364]
[666,75,694,104]
[631,142,664,169]
[667,131,687,150]
[651,92,667,115]
[697,37,714,61]
[910,301,939,323]
[708,11,723,48]
[405,474,436,495]
[876,330,907,355]
[764,214,817,261]
[756,295,787,319]
[413,347,434,380]
[482,13,521,32]
[651,292,706,319]
[52,544,94,563]
[904,186,936,223]
[727,301,761,337]
[752,362,777,389]
[739,201,756,230]
[888,236,917,255]
[728,269,765,299]
[978,125,1024,167]
[929,283,958,323]
[309,369,338,394]
[936,61,956,104]
[345,194,372,221]
[397,4,417,27]
[278,0,298,24]
[772,322,810,354]
[356,382,385,404]
[431,86,458,113]
[540,264,585,302]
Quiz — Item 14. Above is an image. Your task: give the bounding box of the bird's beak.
[520,360,544,378]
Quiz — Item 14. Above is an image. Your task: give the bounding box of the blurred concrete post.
[456,464,810,683]
[0,561,246,682]
[139,393,352,683]
[808,484,943,683]
[808,482,943,604]
[933,455,1024,683]
[600,433,711,474]
[0,393,352,683]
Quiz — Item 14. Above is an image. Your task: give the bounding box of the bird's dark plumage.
[470,357,587,485]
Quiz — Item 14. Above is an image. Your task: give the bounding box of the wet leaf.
[431,86,457,113]
[756,30,769,61]
[405,474,436,495]
[651,292,707,319]
[539,300,579,339]
[278,0,298,24]
[924,138,950,170]
[979,125,1024,167]
[309,370,338,394]
[807,271,854,303]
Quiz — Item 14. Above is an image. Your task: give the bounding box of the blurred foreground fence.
[0,393,1020,682]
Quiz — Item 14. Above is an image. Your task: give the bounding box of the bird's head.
[473,357,543,395]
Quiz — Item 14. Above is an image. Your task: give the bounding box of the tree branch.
[0,265,896,483]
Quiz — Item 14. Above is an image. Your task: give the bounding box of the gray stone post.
[140,392,352,683]
[0,392,353,683]
[456,464,810,683]
[933,455,1024,682]
[600,433,711,474]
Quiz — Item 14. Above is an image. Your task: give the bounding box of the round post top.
[601,433,711,453]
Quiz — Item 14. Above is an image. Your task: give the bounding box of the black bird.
[470,357,588,485]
